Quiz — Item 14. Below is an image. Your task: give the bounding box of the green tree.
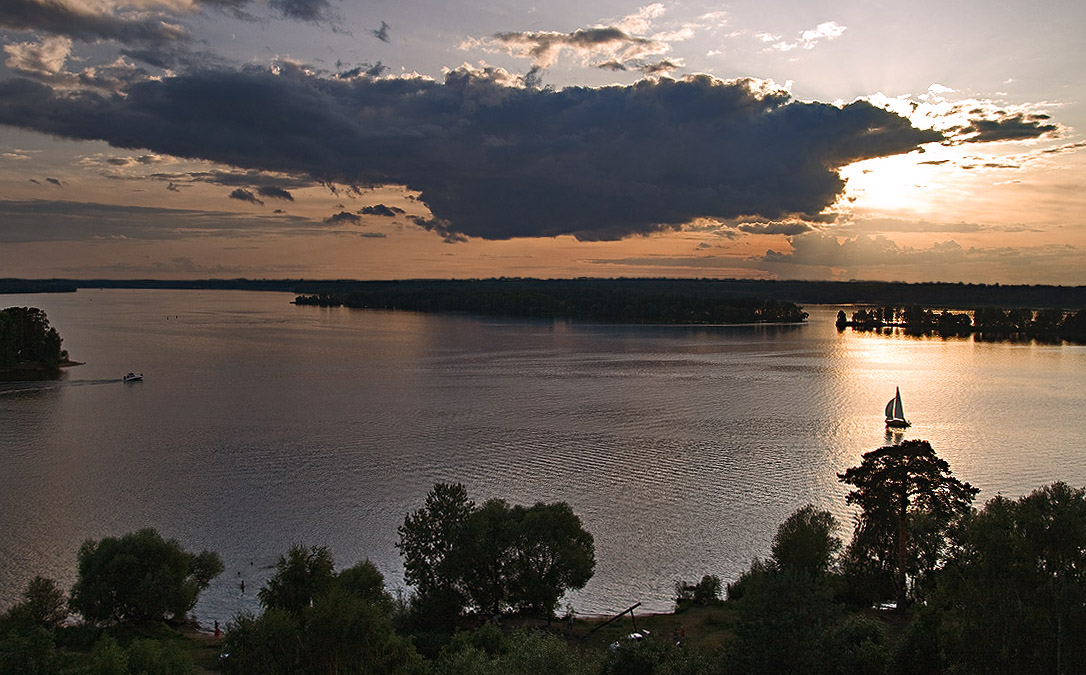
[838,440,978,610]
[398,484,595,620]
[69,528,223,625]
[258,545,335,618]
[933,482,1086,674]
[509,501,595,618]
[396,482,474,605]
[770,504,842,578]
[222,608,301,675]
[2,577,67,631]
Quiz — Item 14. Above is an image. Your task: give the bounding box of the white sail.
[885,387,909,426]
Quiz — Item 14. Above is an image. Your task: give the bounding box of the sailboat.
[885,387,911,428]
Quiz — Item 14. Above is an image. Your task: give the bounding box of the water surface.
[1,289,1083,622]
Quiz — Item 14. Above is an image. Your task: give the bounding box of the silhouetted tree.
[69,528,223,625]
[838,440,977,610]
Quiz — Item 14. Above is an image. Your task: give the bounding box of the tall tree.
[69,528,223,625]
[838,440,977,609]
[396,482,474,603]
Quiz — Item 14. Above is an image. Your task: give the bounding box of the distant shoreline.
[3,277,1085,310]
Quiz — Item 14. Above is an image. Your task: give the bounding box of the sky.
[0,0,1083,283]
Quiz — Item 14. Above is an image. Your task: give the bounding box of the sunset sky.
[1,0,1083,283]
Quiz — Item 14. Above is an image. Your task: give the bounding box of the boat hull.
[885,419,910,428]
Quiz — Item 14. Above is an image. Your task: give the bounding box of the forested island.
[4,441,1085,675]
[293,279,810,324]
[837,305,1086,341]
[0,306,73,376]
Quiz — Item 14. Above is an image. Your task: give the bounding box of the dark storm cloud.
[0,0,189,48]
[956,112,1058,143]
[229,187,263,205]
[0,67,942,241]
[359,204,403,217]
[45,177,63,186]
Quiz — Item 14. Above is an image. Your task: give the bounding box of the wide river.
[2,289,1084,624]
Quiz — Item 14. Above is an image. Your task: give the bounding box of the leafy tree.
[0,624,59,675]
[838,440,977,610]
[221,608,301,675]
[770,504,841,577]
[258,545,335,618]
[396,482,474,606]
[509,501,595,618]
[69,528,223,625]
[2,577,67,631]
[932,482,1086,674]
[224,548,425,675]
[397,484,595,620]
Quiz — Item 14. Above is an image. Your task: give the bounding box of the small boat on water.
[122,372,143,382]
[885,387,910,428]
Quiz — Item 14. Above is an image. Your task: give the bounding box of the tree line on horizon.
[293,279,810,324]
[837,305,1086,341]
[3,442,1086,674]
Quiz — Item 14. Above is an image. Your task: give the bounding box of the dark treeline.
[0,306,69,371]
[837,305,1086,341]
[4,278,1085,311]
[294,279,810,324]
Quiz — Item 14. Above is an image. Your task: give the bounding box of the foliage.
[2,577,67,631]
[258,545,336,618]
[69,528,224,625]
[930,482,1086,674]
[435,629,602,675]
[0,624,59,675]
[398,483,595,621]
[224,548,425,675]
[0,307,66,370]
[396,482,474,609]
[838,440,978,609]
[769,504,842,577]
[675,575,722,608]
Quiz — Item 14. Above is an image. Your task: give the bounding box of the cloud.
[765,21,846,52]
[268,0,332,22]
[359,231,386,238]
[257,185,294,201]
[369,20,390,43]
[755,232,1086,282]
[323,210,361,224]
[4,35,72,76]
[359,204,404,217]
[0,198,318,241]
[0,67,941,241]
[475,27,670,72]
[0,0,190,48]
[955,112,1059,143]
[737,221,814,236]
[45,177,64,186]
[228,187,263,205]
